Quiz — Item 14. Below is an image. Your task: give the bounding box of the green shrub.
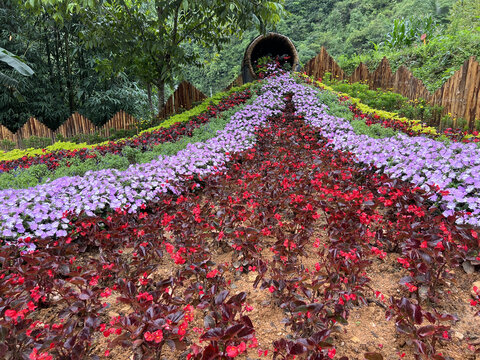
[22,136,53,149]
[0,139,15,151]
[121,146,141,164]
[398,98,443,126]
[323,78,407,112]
[314,90,352,120]
[351,120,398,138]
[96,153,129,170]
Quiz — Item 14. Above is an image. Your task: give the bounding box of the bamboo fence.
[2,52,479,147]
[303,47,480,130]
[1,82,207,148]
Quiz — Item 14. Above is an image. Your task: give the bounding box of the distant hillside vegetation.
[184,0,479,93]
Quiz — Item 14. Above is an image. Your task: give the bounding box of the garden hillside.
[1,69,480,360]
[1,1,480,359]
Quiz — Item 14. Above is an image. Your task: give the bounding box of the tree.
[0,46,34,101]
[76,0,285,113]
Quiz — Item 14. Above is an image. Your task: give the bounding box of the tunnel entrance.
[242,33,300,83]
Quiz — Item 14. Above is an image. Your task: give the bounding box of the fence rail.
[303,47,480,130]
[0,81,207,148]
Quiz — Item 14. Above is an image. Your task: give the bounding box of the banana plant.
[0,47,34,102]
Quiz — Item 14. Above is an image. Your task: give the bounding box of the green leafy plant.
[0,47,34,102]
[22,136,53,149]
[351,120,399,138]
[254,56,272,75]
[0,139,15,151]
[384,16,437,50]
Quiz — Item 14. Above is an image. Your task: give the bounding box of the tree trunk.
[64,30,74,114]
[157,79,165,115]
[54,26,63,95]
[147,82,154,115]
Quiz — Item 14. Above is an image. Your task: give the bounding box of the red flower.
[238,342,246,353]
[165,243,174,254]
[5,309,17,318]
[136,292,153,302]
[226,345,239,357]
[206,269,219,278]
[152,330,163,343]
[29,349,53,360]
[144,331,154,341]
[144,330,163,343]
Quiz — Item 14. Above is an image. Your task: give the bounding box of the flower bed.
[0,80,284,241]
[0,91,258,191]
[1,78,478,359]
[349,103,480,144]
[293,76,480,226]
[0,87,252,174]
[300,74,480,144]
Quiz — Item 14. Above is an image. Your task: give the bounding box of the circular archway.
[242,33,300,83]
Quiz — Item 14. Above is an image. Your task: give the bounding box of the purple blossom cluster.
[4,73,477,242]
[291,81,480,226]
[0,78,287,241]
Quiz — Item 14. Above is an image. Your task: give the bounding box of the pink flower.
[206,269,219,278]
[226,345,239,357]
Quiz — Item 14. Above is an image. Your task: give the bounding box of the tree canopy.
[35,0,285,112]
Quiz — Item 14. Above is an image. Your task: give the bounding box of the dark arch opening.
[250,36,295,68]
[242,33,300,83]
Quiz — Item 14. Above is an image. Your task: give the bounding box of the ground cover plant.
[1,72,479,360]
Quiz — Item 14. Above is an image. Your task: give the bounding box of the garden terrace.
[0,89,252,174]
[0,73,479,360]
